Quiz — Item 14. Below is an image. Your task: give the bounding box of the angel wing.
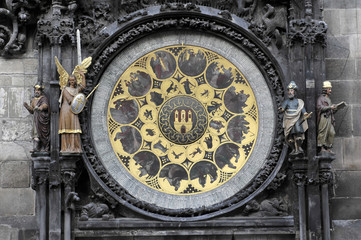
[55,56,69,90]
[72,57,92,85]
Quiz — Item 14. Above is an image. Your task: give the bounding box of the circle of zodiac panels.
[107,45,259,195]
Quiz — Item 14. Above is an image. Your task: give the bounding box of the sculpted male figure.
[23,84,50,152]
[279,81,310,155]
[317,81,346,154]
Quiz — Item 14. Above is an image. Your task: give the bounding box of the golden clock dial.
[107,45,259,195]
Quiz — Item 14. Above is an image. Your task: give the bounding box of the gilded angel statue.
[55,56,92,153]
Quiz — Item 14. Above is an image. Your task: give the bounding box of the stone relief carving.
[266,172,287,191]
[79,193,113,221]
[75,2,114,53]
[242,197,288,217]
[0,0,47,56]
[249,3,287,48]
[118,10,148,24]
[160,2,201,12]
[288,0,327,47]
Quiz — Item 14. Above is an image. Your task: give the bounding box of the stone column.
[36,0,77,238]
[61,154,81,240]
[319,155,335,240]
[289,155,308,240]
[288,0,327,239]
[32,153,50,240]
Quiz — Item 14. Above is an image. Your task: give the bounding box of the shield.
[71,93,86,114]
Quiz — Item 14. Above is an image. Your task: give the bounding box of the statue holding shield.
[55,56,92,153]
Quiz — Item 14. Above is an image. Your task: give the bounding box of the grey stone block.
[0,188,35,216]
[10,76,25,87]
[330,80,361,105]
[352,105,361,136]
[1,120,32,141]
[24,76,38,88]
[0,59,24,74]
[325,59,356,80]
[324,0,357,9]
[326,35,350,59]
[357,59,361,78]
[0,161,30,188]
[343,137,361,169]
[0,76,12,86]
[340,9,357,35]
[324,10,340,35]
[334,105,352,137]
[332,220,361,240]
[0,87,8,118]
[9,88,28,118]
[0,142,31,162]
[0,225,19,240]
[334,170,361,197]
[331,137,343,170]
[23,59,38,75]
[331,198,361,220]
[358,9,361,34]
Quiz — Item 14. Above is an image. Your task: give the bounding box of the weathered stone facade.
[0,0,360,239]
[0,37,38,239]
[323,1,361,239]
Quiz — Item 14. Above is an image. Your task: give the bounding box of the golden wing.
[55,56,69,90]
[72,57,92,85]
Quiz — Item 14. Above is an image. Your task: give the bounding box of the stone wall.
[324,0,361,239]
[0,38,37,239]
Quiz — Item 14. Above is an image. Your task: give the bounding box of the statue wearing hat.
[23,84,50,152]
[279,81,311,155]
[317,81,346,154]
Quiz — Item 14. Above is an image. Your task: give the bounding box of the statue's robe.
[59,86,83,152]
[317,94,335,148]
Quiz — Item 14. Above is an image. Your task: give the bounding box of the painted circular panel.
[159,96,207,145]
[107,45,258,195]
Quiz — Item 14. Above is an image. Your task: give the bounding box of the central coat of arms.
[159,95,207,145]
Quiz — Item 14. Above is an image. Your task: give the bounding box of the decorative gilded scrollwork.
[107,45,258,195]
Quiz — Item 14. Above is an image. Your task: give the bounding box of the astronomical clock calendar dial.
[107,45,258,195]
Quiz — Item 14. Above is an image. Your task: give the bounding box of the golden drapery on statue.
[55,56,92,153]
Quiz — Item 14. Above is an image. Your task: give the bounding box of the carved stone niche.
[79,10,287,222]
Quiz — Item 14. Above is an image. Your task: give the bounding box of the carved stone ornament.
[288,18,327,46]
[319,171,333,185]
[242,197,288,217]
[292,172,307,186]
[37,17,76,45]
[79,12,286,221]
[160,3,201,12]
[249,3,287,48]
[0,0,48,56]
[79,193,112,221]
[266,172,287,191]
[287,0,328,47]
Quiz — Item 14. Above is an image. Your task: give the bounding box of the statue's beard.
[288,93,295,99]
[35,92,40,97]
